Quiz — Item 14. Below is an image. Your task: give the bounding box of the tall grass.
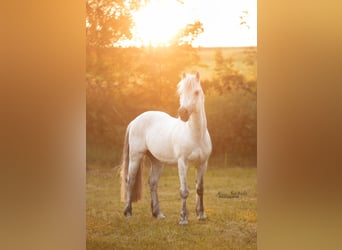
[86,145,122,168]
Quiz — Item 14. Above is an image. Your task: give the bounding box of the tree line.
[86,0,256,167]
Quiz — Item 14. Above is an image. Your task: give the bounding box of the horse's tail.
[120,125,143,202]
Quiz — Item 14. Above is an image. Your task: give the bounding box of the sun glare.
[132,1,193,47]
[122,0,257,48]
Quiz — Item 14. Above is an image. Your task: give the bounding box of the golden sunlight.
[127,0,257,48]
[132,1,192,47]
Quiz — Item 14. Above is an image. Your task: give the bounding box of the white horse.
[120,72,212,225]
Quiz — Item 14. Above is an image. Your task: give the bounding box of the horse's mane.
[177,73,200,95]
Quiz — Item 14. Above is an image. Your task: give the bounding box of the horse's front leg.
[196,161,208,220]
[178,158,189,225]
[149,158,165,219]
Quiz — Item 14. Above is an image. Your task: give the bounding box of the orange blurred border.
[1,0,342,249]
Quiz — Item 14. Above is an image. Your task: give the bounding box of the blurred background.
[86,0,257,168]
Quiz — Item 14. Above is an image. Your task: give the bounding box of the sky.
[129,0,257,47]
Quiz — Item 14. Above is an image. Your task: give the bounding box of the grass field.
[87,164,257,249]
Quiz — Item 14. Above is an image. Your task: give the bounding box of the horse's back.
[128,110,177,141]
[129,111,176,130]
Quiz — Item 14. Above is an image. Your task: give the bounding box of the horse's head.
[177,72,204,122]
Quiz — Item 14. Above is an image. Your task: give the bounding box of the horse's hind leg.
[148,152,165,219]
[124,153,143,217]
[196,161,208,220]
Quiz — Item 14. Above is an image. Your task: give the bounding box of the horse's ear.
[195,72,200,80]
[182,72,186,79]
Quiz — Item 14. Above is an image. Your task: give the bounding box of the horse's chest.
[188,147,208,163]
[188,149,201,162]
[184,136,211,163]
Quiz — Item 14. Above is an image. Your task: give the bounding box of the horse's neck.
[188,105,207,139]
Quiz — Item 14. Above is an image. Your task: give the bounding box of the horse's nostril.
[178,107,187,115]
[178,107,190,122]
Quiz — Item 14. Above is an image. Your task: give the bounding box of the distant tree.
[173,21,204,46]
[206,91,256,165]
[243,47,257,82]
[213,49,245,93]
[86,0,142,48]
[204,48,257,166]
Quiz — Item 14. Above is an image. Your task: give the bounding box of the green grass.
[86,145,122,168]
[87,165,257,249]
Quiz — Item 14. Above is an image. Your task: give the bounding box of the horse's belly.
[147,143,178,164]
[145,120,179,164]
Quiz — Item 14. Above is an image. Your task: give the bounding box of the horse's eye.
[194,90,199,96]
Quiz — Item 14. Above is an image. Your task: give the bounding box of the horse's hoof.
[124,210,132,217]
[157,213,166,219]
[197,214,206,221]
[179,219,188,225]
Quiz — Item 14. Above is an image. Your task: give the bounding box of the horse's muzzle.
[178,107,190,122]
